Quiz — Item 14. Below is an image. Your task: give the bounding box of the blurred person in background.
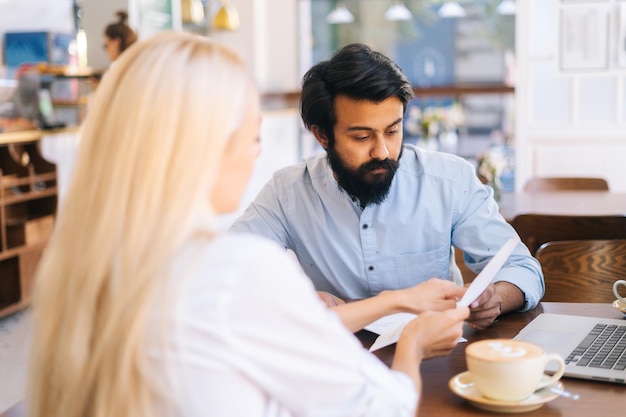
[103,10,137,63]
[90,10,138,87]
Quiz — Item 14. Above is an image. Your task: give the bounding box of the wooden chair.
[511,214,626,255]
[524,177,609,192]
[454,247,477,284]
[535,239,626,302]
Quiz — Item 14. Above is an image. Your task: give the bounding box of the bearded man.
[231,43,543,330]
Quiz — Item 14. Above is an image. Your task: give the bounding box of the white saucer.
[612,299,626,318]
[449,371,563,413]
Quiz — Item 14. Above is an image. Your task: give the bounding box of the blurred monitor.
[3,32,73,72]
[37,88,66,130]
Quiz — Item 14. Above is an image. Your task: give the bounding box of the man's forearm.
[495,281,525,314]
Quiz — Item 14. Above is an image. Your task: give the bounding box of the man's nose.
[370,136,389,160]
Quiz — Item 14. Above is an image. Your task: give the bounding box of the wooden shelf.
[53,97,90,107]
[412,83,515,97]
[0,131,57,319]
[0,130,42,145]
[2,187,58,205]
[259,83,515,110]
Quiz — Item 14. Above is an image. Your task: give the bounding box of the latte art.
[487,341,527,358]
[468,338,543,362]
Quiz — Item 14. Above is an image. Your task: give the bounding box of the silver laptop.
[514,313,626,384]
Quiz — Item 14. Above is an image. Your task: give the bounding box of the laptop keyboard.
[565,324,626,370]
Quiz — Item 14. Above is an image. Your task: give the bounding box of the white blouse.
[153,233,417,417]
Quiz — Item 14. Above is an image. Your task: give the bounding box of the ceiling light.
[438,1,466,18]
[213,1,240,31]
[182,0,205,24]
[496,0,516,15]
[326,3,355,24]
[385,2,413,21]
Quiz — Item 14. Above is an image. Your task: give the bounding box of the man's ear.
[311,125,329,149]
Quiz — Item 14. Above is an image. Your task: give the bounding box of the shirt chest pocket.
[394,245,451,286]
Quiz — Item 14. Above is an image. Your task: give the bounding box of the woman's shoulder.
[210,232,288,259]
[173,232,317,322]
[182,232,304,288]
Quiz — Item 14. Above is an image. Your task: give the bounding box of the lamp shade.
[182,0,205,24]
[385,2,413,21]
[438,1,466,18]
[326,4,355,24]
[496,0,516,15]
[213,2,240,30]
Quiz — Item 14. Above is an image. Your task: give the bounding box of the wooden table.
[498,191,626,221]
[359,302,626,416]
[3,303,624,417]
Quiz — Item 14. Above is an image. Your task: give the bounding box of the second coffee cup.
[465,338,565,402]
[613,280,626,304]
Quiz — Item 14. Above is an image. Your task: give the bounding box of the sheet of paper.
[365,312,467,352]
[365,313,416,352]
[456,237,519,308]
[365,238,517,352]
[364,312,417,335]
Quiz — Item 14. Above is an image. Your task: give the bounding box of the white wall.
[516,0,626,191]
[0,0,74,70]
[0,0,73,35]
[198,0,300,93]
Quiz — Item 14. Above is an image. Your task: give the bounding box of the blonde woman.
[27,32,468,417]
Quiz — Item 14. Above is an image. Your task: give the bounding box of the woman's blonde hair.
[28,32,251,417]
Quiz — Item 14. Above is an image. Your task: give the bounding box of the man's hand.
[317,291,346,307]
[465,283,502,330]
[466,281,524,330]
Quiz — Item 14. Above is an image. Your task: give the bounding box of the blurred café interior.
[1,0,626,415]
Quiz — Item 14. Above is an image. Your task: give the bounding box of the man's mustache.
[361,159,398,173]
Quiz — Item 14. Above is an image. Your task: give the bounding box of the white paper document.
[365,313,417,352]
[366,238,518,352]
[456,237,519,308]
[366,312,468,352]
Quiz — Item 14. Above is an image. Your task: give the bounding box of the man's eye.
[386,129,399,135]
[354,135,369,141]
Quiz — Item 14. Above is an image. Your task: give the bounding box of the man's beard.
[327,146,401,208]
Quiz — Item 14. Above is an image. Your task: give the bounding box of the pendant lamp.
[213,0,240,30]
[385,2,413,21]
[438,1,466,18]
[326,3,355,24]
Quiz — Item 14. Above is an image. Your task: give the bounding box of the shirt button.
[362,224,368,229]
[368,265,375,271]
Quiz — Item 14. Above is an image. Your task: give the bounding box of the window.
[299,0,516,166]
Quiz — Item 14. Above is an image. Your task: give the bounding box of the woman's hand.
[393,278,466,314]
[392,307,469,390]
[404,307,469,358]
[328,278,466,333]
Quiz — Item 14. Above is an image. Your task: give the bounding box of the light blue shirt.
[232,144,544,311]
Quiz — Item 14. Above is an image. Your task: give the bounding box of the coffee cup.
[613,280,626,305]
[465,339,565,402]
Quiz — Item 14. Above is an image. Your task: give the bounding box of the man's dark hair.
[299,43,414,145]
